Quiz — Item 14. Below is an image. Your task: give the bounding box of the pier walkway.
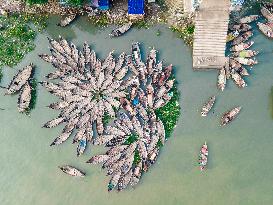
[192,0,230,70]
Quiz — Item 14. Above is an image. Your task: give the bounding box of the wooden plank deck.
[192,0,230,70]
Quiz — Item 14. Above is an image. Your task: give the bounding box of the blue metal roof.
[128,0,144,15]
[98,0,109,10]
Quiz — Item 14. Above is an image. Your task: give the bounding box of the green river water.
[0,16,273,205]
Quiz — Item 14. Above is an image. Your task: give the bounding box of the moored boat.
[230,24,252,33]
[17,82,31,113]
[230,41,254,52]
[201,96,216,117]
[231,31,253,45]
[233,57,258,65]
[239,15,259,24]
[232,50,259,58]
[257,22,273,38]
[110,22,132,37]
[59,165,85,177]
[231,71,247,88]
[58,14,77,27]
[261,6,273,22]
[217,68,226,91]
[221,106,242,126]
[198,142,208,171]
[132,42,141,65]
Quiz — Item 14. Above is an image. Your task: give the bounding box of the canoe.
[231,31,253,45]
[230,41,254,52]
[17,82,31,113]
[110,22,132,37]
[58,14,76,27]
[239,15,259,24]
[217,67,226,91]
[198,142,208,171]
[230,24,252,33]
[6,64,33,95]
[201,96,216,117]
[221,107,242,126]
[232,50,259,58]
[257,22,273,38]
[233,57,258,65]
[231,72,247,88]
[261,6,273,22]
[59,165,85,177]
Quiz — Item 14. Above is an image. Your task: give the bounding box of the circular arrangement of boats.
[38,37,179,190]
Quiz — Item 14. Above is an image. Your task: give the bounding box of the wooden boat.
[132,42,141,65]
[58,14,77,27]
[261,6,273,22]
[231,72,247,88]
[230,24,252,33]
[229,59,249,76]
[201,96,216,117]
[221,107,242,126]
[239,15,259,24]
[230,41,254,52]
[262,2,273,12]
[233,57,258,66]
[217,68,226,91]
[110,22,132,37]
[232,50,259,58]
[198,142,208,171]
[257,22,273,38]
[226,31,239,42]
[17,82,31,113]
[6,64,33,95]
[231,31,253,45]
[59,165,85,177]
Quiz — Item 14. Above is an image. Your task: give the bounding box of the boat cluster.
[221,15,260,91]
[257,2,273,38]
[40,37,179,190]
[5,64,34,113]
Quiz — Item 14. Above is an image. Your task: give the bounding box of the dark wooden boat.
[58,14,77,27]
[110,22,132,37]
[221,107,241,126]
[59,165,85,177]
[198,142,208,171]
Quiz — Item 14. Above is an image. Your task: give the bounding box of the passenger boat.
[110,22,132,37]
[59,165,85,177]
[58,14,77,27]
[230,24,252,33]
[198,142,208,171]
[257,22,273,38]
[217,68,226,91]
[232,50,259,58]
[201,96,216,117]
[231,72,247,88]
[233,57,258,66]
[261,6,273,22]
[231,31,253,45]
[221,107,242,126]
[239,15,259,24]
[230,41,254,52]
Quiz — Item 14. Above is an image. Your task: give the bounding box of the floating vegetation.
[170,24,195,46]
[133,19,150,29]
[88,13,110,27]
[0,14,47,68]
[4,64,36,114]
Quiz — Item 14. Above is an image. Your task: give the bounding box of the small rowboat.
[231,71,247,88]
[217,68,226,91]
[201,96,216,116]
[231,31,253,45]
[58,14,76,27]
[232,50,259,58]
[221,107,241,126]
[239,15,259,24]
[110,22,132,37]
[59,165,85,177]
[233,57,258,66]
[198,142,208,171]
[230,41,254,52]
[257,22,273,38]
[261,6,273,22]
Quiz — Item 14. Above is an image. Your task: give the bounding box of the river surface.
[0,16,273,205]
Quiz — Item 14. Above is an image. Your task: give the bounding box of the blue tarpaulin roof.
[98,0,109,10]
[128,0,144,15]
